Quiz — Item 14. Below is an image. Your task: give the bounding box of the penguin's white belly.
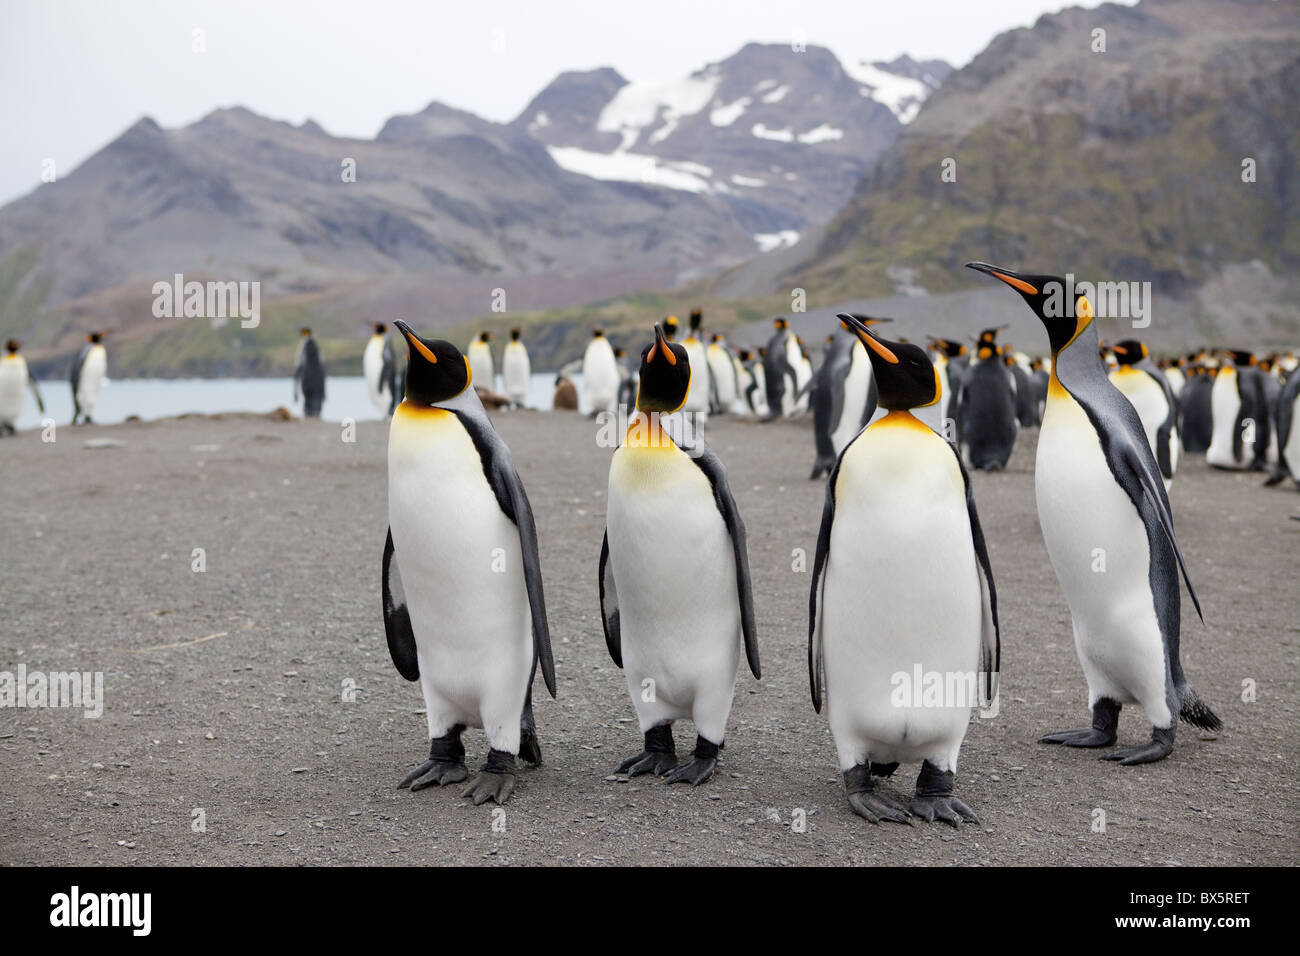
[77,347,106,412]
[821,421,981,771]
[1036,391,1171,724]
[0,358,25,423]
[363,338,389,411]
[388,407,531,746]
[831,349,871,453]
[1284,393,1300,473]
[1207,373,1243,468]
[583,346,619,413]
[503,346,530,403]
[606,444,739,741]
[707,349,735,408]
[682,342,710,413]
[468,345,494,390]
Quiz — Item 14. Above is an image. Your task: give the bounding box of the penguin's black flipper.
[692,447,760,679]
[807,460,839,713]
[455,410,558,699]
[382,528,420,681]
[598,530,622,667]
[951,447,1001,705]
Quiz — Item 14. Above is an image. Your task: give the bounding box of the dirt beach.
[1,410,1296,865]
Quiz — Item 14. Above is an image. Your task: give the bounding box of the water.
[11,374,576,431]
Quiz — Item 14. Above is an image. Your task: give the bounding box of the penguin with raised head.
[69,331,107,425]
[1179,365,1215,453]
[1208,350,1269,471]
[958,328,1018,470]
[809,313,999,826]
[293,328,326,418]
[1109,339,1178,490]
[384,321,556,805]
[706,333,738,414]
[763,318,799,419]
[0,340,44,435]
[600,324,760,786]
[502,328,532,408]
[969,262,1221,763]
[582,328,620,416]
[363,323,398,416]
[1265,365,1300,489]
[467,331,495,391]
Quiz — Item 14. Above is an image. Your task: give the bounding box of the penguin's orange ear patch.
[993,272,1038,295]
[1075,296,1094,322]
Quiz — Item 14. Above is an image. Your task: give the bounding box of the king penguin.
[293,328,326,418]
[363,322,398,416]
[384,320,556,804]
[681,308,711,425]
[958,328,1018,470]
[969,262,1221,763]
[809,313,999,826]
[763,318,800,419]
[0,340,44,435]
[69,331,108,425]
[1108,339,1178,490]
[582,328,620,416]
[467,331,495,391]
[600,324,760,786]
[1265,365,1300,490]
[706,333,738,414]
[502,328,532,408]
[1179,365,1215,453]
[1208,350,1269,471]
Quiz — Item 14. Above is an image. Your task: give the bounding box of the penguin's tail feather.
[1178,682,1223,732]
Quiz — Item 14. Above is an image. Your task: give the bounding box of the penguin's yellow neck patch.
[394,400,452,422]
[624,413,678,451]
[870,409,931,433]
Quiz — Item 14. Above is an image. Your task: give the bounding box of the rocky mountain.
[0,43,949,372]
[790,0,1300,317]
[515,43,950,242]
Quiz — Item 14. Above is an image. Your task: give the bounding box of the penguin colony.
[12,277,1297,829]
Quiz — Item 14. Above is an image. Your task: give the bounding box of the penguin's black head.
[738,349,752,361]
[774,317,789,331]
[394,320,471,405]
[5,339,18,353]
[711,333,723,344]
[372,322,387,334]
[592,328,605,339]
[1111,339,1148,366]
[1226,349,1255,366]
[663,316,678,340]
[636,324,690,414]
[838,313,938,411]
[479,331,492,343]
[299,327,312,338]
[689,308,702,332]
[977,326,1006,348]
[965,261,1094,355]
[510,327,521,341]
[614,347,627,359]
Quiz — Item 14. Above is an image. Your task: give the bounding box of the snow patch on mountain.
[754,230,800,252]
[839,60,930,123]
[596,70,721,149]
[546,145,713,193]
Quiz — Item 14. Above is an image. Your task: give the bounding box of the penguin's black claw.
[664,735,721,786]
[843,763,912,825]
[664,756,716,786]
[400,760,468,791]
[399,726,467,790]
[910,794,979,828]
[615,724,677,777]
[1040,727,1117,747]
[616,750,679,777]
[460,749,519,805]
[1101,726,1175,765]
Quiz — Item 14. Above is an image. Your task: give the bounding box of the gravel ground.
[1,410,1296,866]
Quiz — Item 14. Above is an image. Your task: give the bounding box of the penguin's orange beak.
[837,313,898,364]
[647,324,676,366]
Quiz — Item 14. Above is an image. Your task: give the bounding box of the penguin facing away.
[968,262,1221,764]
[502,328,532,408]
[1265,366,1300,489]
[384,320,556,805]
[958,329,1018,470]
[600,323,760,786]
[363,322,398,416]
[0,340,44,435]
[809,313,999,827]
[582,328,620,416]
[1179,365,1215,453]
[70,331,108,425]
[293,328,326,418]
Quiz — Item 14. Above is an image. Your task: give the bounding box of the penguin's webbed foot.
[1040,698,1119,748]
[615,724,677,777]
[664,736,720,786]
[399,725,468,791]
[910,761,978,829]
[461,749,518,805]
[844,764,912,825]
[1101,725,1174,765]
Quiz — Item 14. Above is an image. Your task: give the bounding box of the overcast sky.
[0,0,1131,206]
